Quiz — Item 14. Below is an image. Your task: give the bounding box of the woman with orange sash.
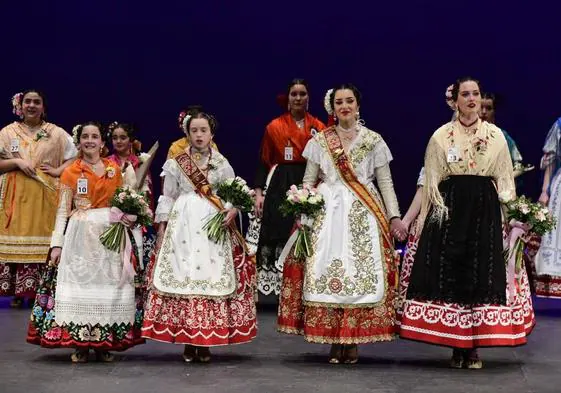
[277,84,407,364]
[142,107,256,363]
[0,90,77,307]
[253,79,325,297]
[27,122,144,363]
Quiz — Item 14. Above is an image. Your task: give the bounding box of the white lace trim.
[54,208,136,326]
[54,300,136,326]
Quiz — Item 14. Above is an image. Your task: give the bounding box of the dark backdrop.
[2,1,560,206]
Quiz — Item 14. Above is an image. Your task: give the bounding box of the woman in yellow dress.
[0,90,77,307]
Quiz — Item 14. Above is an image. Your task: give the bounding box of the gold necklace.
[190,147,212,169]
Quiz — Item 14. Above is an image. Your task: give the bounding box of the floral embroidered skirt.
[399,227,535,348]
[26,264,144,350]
[141,245,258,346]
[278,251,398,345]
[0,263,41,298]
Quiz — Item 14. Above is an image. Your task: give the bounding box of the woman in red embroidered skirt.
[399,78,535,369]
[141,107,257,362]
[277,84,407,364]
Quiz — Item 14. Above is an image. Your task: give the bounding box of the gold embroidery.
[306,201,380,299]
[349,200,378,293]
[155,208,236,297]
[349,130,380,168]
[304,205,325,291]
[278,233,398,344]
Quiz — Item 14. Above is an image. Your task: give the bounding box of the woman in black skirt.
[251,79,325,297]
[400,77,535,369]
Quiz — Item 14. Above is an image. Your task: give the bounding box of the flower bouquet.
[202,177,254,244]
[99,185,153,252]
[503,195,555,298]
[505,195,555,237]
[279,184,325,258]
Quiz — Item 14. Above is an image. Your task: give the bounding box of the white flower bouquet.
[279,184,325,258]
[99,186,153,252]
[202,177,254,244]
[505,195,555,236]
[503,195,555,293]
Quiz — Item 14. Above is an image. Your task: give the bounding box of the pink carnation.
[44,327,62,341]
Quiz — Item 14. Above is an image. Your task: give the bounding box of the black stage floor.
[1,298,560,393]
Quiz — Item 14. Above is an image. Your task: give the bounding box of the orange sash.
[323,126,393,247]
[174,152,247,252]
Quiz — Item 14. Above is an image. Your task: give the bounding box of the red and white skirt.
[141,246,257,346]
[398,231,535,348]
[278,249,398,345]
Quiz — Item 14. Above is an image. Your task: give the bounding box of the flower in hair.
[177,111,187,129]
[11,92,23,118]
[445,84,456,110]
[106,121,119,141]
[72,124,81,146]
[323,89,334,115]
[182,114,192,132]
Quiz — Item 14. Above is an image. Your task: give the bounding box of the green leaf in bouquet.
[99,223,126,252]
[202,211,229,244]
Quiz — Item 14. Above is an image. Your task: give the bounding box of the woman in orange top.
[27,122,143,363]
[252,79,325,297]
